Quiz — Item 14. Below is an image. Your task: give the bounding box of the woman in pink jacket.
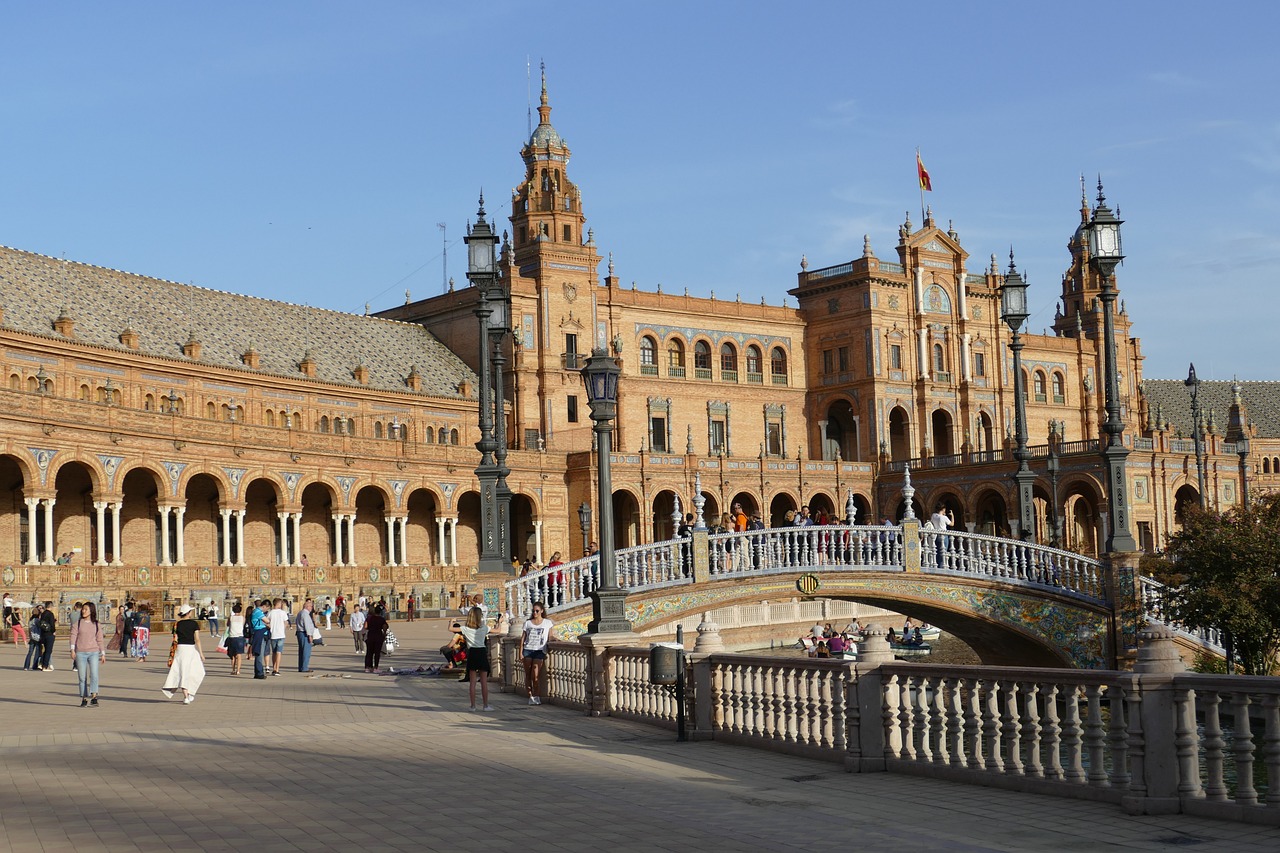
[69,602,106,707]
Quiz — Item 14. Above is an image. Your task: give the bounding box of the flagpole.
[917,148,926,225]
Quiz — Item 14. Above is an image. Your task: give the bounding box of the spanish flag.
[917,151,933,192]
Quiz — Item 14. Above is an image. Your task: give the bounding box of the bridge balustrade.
[1139,576,1224,650]
[921,529,1105,602]
[709,526,904,577]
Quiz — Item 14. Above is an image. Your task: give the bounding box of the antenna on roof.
[526,56,532,138]
[437,222,448,294]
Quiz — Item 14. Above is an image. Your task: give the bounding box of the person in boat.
[828,634,847,655]
[843,617,863,637]
[814,641,831,658]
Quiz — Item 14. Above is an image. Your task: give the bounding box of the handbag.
[167,634,179,667]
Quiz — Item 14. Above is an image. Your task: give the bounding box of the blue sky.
[2,2,1277,381]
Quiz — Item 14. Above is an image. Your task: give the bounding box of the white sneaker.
[533,696,542,705]
[482,705,495,711]
[183,695,194,704]
[470,706,478,712]
[528,697,537,705]
[161,689,174,699]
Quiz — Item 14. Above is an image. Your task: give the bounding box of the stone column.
[449,517,459,566]
[533,519,543,564]
[435,516,446,564]
[219,509,232,566]
[42,498,56,565]
[333,514,345,566]
[24,498,39,564]
[235,509,246,566]
[277,511,290,566]
[385,516,397,566]
[111,503,123,566]
[291,512,302,566]
[93,502,108,566]
[399,516,409,566]
[158,506,172,567]
[345,515,357,567]
[174,505,186,566]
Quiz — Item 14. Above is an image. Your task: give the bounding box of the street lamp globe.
[999,253,1029,332]
[582,348,621,420]
[465,194,498,278]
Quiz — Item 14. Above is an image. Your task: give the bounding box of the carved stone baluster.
[947,677,966,767]
[1232,692,1258,805]
[930,676,949,765]
[914,676,932,762]
[1084,684,1108,786]
[1174,687,1203,798]
[1002,681,1023,776]
[1106,684,1130,789]
[883,673,902,761]
[818,669,835,749]
[1062,685,1085,782]
[1201,690,1227,800]
[712,662,726,732]
[899,676,916,759]
[832,666,848,752]
[983,679,1004,772]
[752,664,766,738]
[965,678,984,769]
[808,668,823,747]
[1262,694,1280,808]
[797,667,814,746]
[1023,682,1043,778]
[772,665,787,741]
[781,665,797,744]
[1043,684,1063,780]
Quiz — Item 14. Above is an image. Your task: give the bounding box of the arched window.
[639,336,658,375]
[265,409,276,427]
[318,415,330,433]
[144,393,155,411]
[79,384,91,401]
[720,343,738,381]
[438,427,447,444]
[290,411,301,429]
[8,374,17,390]
[374,421,384,439]
[206,401,216,419]
[745,345,763,382]
[26,376,38,393]
[1052,373,1066,403]
[770,347,788,384]
[450,428,460,445]
[667,339,686,377]
[424,426,435,444]
[1021,370,1030,402]
[1264,458,1272,475]
[693,341,712,379]
[931,343,945,374]
[1034,371,1047,403]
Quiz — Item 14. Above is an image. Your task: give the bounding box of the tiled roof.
[0,245,476,398]
[1141,379,1280,439]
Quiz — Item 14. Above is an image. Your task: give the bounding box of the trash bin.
[649,642,682,685]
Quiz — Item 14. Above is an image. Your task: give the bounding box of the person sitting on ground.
[440,632,467,669]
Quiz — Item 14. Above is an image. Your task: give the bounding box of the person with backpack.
[37,604,57,670]
[23,605,44,670]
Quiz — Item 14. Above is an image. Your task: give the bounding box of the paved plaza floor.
[0,618,1276,852]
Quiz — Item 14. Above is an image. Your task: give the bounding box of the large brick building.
[2,77,1277,616]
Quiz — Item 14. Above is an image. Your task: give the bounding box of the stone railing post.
[845,625,893,772]
[1122,627,1187,816]
[900,519,921,572]
[578,632,636,717]
[691,528,710,583]
[1104,550,1144,669]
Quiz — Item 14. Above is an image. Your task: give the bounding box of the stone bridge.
[505,522,1221,669]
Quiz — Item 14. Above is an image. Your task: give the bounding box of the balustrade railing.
[607,647,683,726]
[708,527,904,576]
[921,529,1105,602]
[1138,576,1224,652]
[708,654,849,760]
[545,642,589,709]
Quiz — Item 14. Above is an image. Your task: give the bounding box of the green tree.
[1146,494,1280,675]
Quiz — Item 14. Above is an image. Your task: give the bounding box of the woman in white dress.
[162,604,206,704]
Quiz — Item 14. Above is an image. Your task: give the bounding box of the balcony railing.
[746,372,763,384]
[722,369,738,383]
[694,367,712,380]
[668,365,686,378]
[640,364,658,376]
[561,352,584,370]
[771,374,788,385]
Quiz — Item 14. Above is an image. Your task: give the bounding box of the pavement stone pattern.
[1,620,1276,852]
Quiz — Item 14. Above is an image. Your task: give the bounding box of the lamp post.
[581,346,632,634]
[1046,437,1061,548]
[1185,363,1208,509]
[465,192,507,574]
[489,265,514,566]
[1000,252,1035,540]
[577,501,592,558]
[1085,181,1138,553]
